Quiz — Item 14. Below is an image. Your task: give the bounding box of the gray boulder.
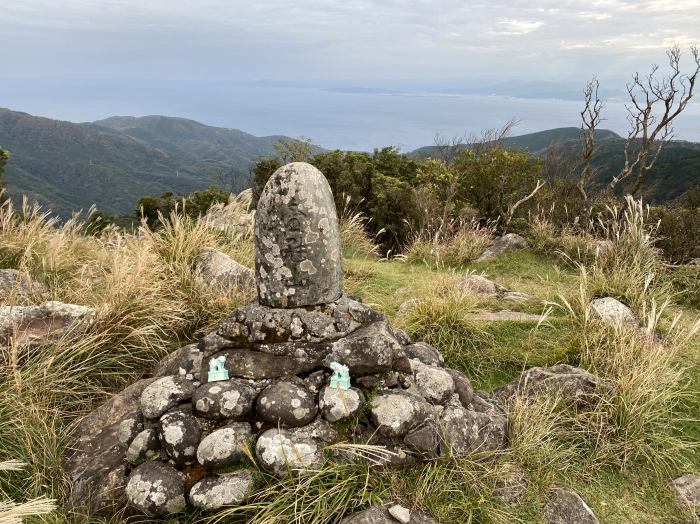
[0,269,47,302]
[255,162,343,307]
[117,414,144,448]
[477,233,528,261]
[255,427,324,477]
[158,409,202,466]
[403,342,444,367]
[140,375,197,419]
[63,378,156,515]
[494,364,613,407]
[403,423,441,457]
[326,321,409,375]
[201,347,326,381]
[189,470,255,510]
[0,301,95,348]
[192,380,257,420]
[125,461,186,517]
[370,390,433,438]
[196,422,253,469]
[669,473,700,515]
[319,386,364,422]
[542,487,599,524]
[439,396,508,455]
[445,368,474,408]
[126,428,162,464]
[590,297,637,327]
[256,381,318,428]
[153,344,203,377]
[196,248,254,295]
[458,274,507,295]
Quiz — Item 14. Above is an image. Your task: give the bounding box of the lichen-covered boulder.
[140,375,197,419]
[153,344,203,377]
[458,274,506,296]
[217,294,380,346]
[439,396,508,455]
[125,461,186,517]
[542,487,599,524]
[590,297,637,327]
[493,364,613,407]
[189,470,255,510]
[117,413,144,448]
[326,321,409,375]
[197,422,253,469]
[370,390,433,438]
[403,423,441,457]
[410,359,454,404]
[196,247,254,295]
[192,380,257,420]
[126,428,162,464]
[158,409,202,466]
[201,345,328,380]
[256,381,318,427]
[255,162,343,307]
[255,428,324,477]
[319,386,363,422]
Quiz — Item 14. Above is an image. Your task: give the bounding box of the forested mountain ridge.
[0,108,289,217]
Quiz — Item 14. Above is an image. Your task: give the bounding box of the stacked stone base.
[65,294,509,518]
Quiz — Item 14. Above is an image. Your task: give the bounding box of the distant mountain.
[0,108,291,217]
[411,127,700,203]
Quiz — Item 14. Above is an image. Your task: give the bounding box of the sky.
[3,0,699,84]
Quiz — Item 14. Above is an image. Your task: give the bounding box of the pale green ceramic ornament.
[329,361,351,390]
[208,356,229,382]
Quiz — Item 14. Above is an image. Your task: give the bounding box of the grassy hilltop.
[0,194,698,523]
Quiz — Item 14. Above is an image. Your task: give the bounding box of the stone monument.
[64,162,508,520]
[255,162,343,307]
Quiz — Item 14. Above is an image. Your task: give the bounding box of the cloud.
[492,18,546,35]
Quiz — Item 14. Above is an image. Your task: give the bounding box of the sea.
[2,79,699,151]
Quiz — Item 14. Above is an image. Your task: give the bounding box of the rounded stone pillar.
[254,162,343,307]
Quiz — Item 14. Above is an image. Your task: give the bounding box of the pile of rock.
[64,163,510,518]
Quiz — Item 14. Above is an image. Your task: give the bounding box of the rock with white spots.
[153,344,203,378]
[255,427,324,477]
[410,359,454,404]
[217,294,381,346]
[590,297,637,327]
[126,428,162,464]
[140,376,196,419]
[125,461,186,517]
[196,247,254,296]
[256,381,318,428]
[339,502,439,524]
[117,413,144,448]
[319,386,364,422]
[189,470,255,510]
[196,422,253,469]
[370,390,433,438]
[458,274,507,296]
[255,162,344,308]
[192,381,257,420]
[158,409,202,466]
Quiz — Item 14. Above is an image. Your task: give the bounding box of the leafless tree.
[611,45,700,196]
[579,76,604,202]
[505,178,545,226]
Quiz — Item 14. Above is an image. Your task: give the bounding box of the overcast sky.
[3,0,699,85]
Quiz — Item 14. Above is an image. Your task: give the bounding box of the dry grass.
[404,220,493,268]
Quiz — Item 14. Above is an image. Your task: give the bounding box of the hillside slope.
[0,109,288,217]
